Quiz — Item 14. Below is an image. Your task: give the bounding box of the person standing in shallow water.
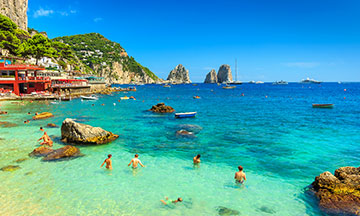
[101,154,112,170]
[128,154,145,168]
[235,165,247,183]
[193,154,201,164]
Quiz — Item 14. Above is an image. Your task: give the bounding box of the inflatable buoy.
[344,89,347,91]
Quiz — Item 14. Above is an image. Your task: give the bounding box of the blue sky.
[28,0,360,82]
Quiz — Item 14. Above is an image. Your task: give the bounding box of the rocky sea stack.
[61,118,119,145]
[167,64,191,84]
[204,69,218,83]
[217,64,233,83]
[311,166,360,215]
[149,103,175,113]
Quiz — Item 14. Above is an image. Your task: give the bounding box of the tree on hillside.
[22,34,56,64]
[0,14,21,56]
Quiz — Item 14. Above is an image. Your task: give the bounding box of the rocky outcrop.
[167,64,191,84]
[204,69,218,83]
[217,64,233,83]
[32,112,54,120]
[61,118,119,145]
[311,166,360,215]
[149,103,175,113]
[0,121,17,127]
[101,61,157,84]
[42,145,81,161]
[0,0,28,31]
[29,146,54,157]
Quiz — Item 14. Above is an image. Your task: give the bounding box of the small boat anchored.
[81,95,98,100]
[222,85,236,89]
[175,112,197,118]
[273,80,288,85]
[312,104,334,108]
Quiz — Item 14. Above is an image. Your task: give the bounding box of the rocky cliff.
[53,33,158,84]
[204,69,218,83]
[217,64,233,83]
[167,64,191,84]
[0,0,28,30]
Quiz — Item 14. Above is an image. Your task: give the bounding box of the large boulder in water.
[29,146,54,157]
[217,64,233,83]
[33,112,54,120]
[149,103,175,113]
[42,145,81,161]
[61,118,119,145]
[311,166,360,215]
[204,69,218,83]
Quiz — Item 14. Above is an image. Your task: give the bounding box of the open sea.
[0,82,359,216]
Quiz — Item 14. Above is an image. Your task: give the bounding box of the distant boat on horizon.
[273,80,288,85]
[256,81,264,84]
[249,80,256,84]
[301,77,321,84]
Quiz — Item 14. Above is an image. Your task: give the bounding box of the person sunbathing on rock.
[100,154,113,170]
[37,132,53,147]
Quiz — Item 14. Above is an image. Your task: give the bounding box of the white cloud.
[33,8,54,18]
[94,17,103,22]
[70,10,77,14]
[282,62,320,68]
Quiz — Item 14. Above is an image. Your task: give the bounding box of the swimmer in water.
[234,165,247,183]
[128,154,145,169]
[100,154,112,170]
[193,154,201,164]
[160,197,183,205]
[40,127,44,131]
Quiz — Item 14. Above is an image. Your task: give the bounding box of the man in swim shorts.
[37,132,53,147]
[100,154,112,170]
[160,197,183,205]
[128,154,145,168]
[235,165,247,183]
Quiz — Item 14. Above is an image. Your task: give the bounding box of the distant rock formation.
[311,166,360,215]
[0,0,28,31]
[217,64,233,83]
[204,69,218,83]
[61,118,119,145]
[167,64,191,84]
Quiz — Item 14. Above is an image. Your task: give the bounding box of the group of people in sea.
[100,153,247,205]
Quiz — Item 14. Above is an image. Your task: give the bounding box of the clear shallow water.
[0,83,359,215]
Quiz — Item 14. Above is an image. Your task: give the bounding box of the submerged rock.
[29,146,54,157]
[217,206,240,216]
[217,64,233,83]
[61,118,119,145]
[177,124,202,133]
[33,112,54,120]
[47,123,58,128]
[42,145,81,161]
[257,206,276,214]
[311,166,360,215]
[204,69,218,83]
[0,121,18,128]
[149,103,175,113]
[167,64,191,84]
[14,158,29,163]
[1,165,21,171]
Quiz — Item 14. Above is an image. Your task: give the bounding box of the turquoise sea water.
[0,83,359,215]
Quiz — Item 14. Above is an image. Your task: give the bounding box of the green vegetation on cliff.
[53,33,158,80]
[0,14,80,68]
